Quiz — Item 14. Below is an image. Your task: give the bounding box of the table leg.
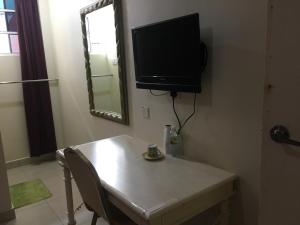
[63,166,76,225]
[219,199,230,225]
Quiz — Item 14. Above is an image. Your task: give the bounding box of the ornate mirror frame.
[80,0,129,125]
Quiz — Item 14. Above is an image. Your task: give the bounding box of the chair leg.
[91,212,98,225]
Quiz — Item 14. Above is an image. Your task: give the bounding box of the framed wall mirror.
[80,0,129,125]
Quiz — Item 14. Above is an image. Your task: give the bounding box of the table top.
[57,135,236,220]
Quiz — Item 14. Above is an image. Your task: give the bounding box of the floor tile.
[23,161,62,180]
[4,160,107,225]
[46,189,84,223]
[7,167,28,186]
[14,200,46,213]
[2,202,62,225]
[42,176,66,198]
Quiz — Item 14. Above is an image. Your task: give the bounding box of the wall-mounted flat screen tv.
[132,13,207,93]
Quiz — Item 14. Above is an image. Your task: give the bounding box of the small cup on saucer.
[148,144,160,158]
[143,144,164,161]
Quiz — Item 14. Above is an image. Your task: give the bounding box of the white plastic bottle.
[163,125,172,155]
[169,127,183,157]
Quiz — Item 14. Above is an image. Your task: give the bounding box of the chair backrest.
[64,147,109,220]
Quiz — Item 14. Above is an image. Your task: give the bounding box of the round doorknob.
[270,125,300,147]
[270,125,290,143]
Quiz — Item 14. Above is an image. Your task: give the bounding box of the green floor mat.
[9,179,52,209]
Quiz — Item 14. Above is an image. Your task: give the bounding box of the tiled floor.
[1,160,107,225]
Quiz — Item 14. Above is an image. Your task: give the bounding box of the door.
[260,0,300,224]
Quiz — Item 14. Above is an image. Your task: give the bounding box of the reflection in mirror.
[87,5,121,114]
[81,0,128,124]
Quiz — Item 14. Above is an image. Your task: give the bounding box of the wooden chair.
[64,147,137,225]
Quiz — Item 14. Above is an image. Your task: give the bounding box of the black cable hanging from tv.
[172,95,182,132]
[172,93,197,135]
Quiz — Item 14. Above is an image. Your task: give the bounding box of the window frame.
[0,5,19,55]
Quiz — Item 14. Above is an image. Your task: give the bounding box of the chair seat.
[64,148,137,225]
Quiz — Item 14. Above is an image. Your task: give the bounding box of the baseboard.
[0,209,16,223]
[6,153,56,169]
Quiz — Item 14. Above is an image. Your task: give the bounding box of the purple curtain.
[15,0,57,157]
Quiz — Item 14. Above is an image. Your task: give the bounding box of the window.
[0,0,19,54]
[85,5,116,56]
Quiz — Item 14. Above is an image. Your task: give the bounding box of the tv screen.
[132,13,206,93]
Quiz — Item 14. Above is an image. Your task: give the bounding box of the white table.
[56,135,237,225]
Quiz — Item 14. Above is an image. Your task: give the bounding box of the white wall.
[46,0,268,224]
[0,56,30,161]
[38,0,65,151]
[0,133,13,218]
[108,60,121,113]
[90,54,122,113]
[0,0,64,162]
[90,54,113,112]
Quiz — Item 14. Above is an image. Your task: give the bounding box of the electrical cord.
[172,95,182,133]
[178,93,197,134]
[74,202,84,214]
[149,89,169,96]
[172,93,197,135]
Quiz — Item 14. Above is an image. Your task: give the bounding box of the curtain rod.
[91,74,113,78]
[0,78,59,85]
